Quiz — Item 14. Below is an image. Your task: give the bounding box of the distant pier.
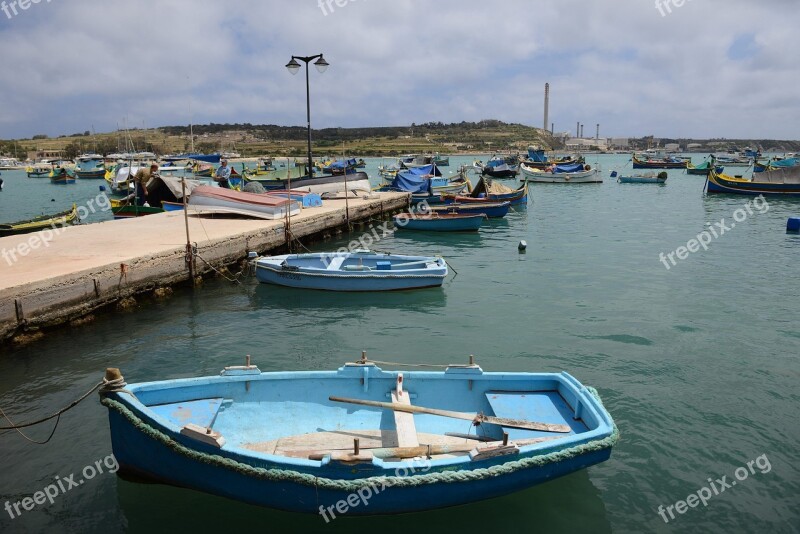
[0,192,409,344]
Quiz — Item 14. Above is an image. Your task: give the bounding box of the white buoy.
[518,240,527,252]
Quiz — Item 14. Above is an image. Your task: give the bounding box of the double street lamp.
[285,54,329,177]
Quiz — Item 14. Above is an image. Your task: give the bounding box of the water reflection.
[116,468,611,533]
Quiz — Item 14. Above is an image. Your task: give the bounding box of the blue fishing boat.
[74,154,106,179]
[615,171,668,184]
[49,168,76,184]
[444,177,528,206]
[99,359,617,515]
[430,201,510,218]
[479,155,519,178]
[393,212,485,232]
[255,250,448,291]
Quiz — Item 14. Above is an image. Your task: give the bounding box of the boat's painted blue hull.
[102,366,617,515]
[393,214,484,232]
[431,202,510,218]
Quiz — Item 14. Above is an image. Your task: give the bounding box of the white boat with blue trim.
[254,250,448,291]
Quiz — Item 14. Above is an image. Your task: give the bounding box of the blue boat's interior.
[131,365,607,466]
[271,253,442,272]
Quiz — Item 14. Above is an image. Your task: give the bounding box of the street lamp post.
[285,54,329,178]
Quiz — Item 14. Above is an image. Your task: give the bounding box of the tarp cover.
[553,163,585,173]
[527,147,547,163]
[404,164,442,177]
[391,171,433,194]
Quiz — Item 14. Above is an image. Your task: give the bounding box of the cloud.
[0,0,797,140]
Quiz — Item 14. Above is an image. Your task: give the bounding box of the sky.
[0,0,797,141]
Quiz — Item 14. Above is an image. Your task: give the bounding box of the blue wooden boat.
[615,171,667,184]
[393,212,485,232]
[49,168,76,184]
[255,250,448,291]
[100,359,617,515]
[430,201,510,218]
[74,154,106,179]
[444,177,528,206]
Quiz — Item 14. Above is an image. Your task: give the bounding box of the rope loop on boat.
[100,387,619,493]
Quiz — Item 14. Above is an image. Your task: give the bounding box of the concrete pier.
[0,192,409,343]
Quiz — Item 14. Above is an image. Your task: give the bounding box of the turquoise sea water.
[0,155,798,533]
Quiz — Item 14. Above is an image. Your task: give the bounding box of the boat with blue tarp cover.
[99,358,617,515]
[254,250,448,291]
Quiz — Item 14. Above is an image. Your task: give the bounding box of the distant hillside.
[3,121,798,159]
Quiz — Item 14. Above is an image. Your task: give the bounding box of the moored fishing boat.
[49,168,76,184]
[444,176,527,206]
[255,250,448,291]
[520,163,601,183]
[632,155,687,169]
[479,155,519,178]
[74,154,106,178]
[392,212,485,232]
[25,166,51,178]
[99,358,617,514]
[686,161,723,176]
[520,146,584,169]
[0,204,78,235]
[430,201,510,218]
[615,171,667,184]
[706,168,800,196]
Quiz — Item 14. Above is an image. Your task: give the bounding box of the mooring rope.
[0,376,127,444]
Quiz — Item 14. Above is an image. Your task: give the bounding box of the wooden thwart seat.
[391,374,419,448]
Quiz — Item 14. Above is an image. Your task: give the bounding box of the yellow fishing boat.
[0,204,79,236]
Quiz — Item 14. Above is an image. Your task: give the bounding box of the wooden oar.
[292,436,561,461]
[329,396,572,433]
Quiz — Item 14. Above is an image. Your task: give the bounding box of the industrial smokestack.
[596,123,599,141]
[580,124,584,138]
[543,83,549,131]
[576,122,580,138]
[551,123,554,134]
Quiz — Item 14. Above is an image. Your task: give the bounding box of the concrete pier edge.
[0,192,409,346]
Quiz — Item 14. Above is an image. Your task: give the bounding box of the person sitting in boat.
[132,164,159,206]
[214,159,231,189]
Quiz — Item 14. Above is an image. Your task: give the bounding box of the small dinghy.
[188,185,301,220]
[393,212,485,232]
[254,250,448,291]
[100,356,618,515]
